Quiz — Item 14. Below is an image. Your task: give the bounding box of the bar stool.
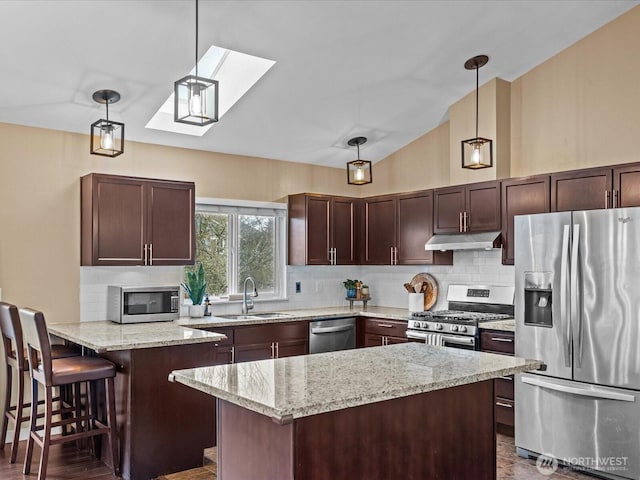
[0,302,79,464]
[19,308,120,480]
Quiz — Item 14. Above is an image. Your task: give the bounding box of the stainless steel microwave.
[108,285,180,324]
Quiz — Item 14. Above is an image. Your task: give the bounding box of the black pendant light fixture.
[90,90,124,157]
[461,54,492,169]
[174,0,218,126]
[346,136,372,185]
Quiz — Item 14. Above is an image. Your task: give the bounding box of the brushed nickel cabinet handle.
[271,342,275,358]
[149,243,153,265]
[496,401,513,408]
[377,324,395,328]
[614,189,619,208]
[605,190,610,208]
[231,346,235,364]
[143,243,148,265]
[491,337,513,343]
[459,212,463,233]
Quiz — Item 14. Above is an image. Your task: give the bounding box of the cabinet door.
[397,191,452,265]
[306,196,331,265]
[147,181,195,265]
[363,333,385,347]
[363,196,397,264]
[81,174,146,266]
[551,167,612,212]
[214,345,234,364]
[332,197,357,265]
[276,339,308,358]
[433,186,465,234]
[613,163,640,208]
[466,181,501,232]
[501,176,550,265]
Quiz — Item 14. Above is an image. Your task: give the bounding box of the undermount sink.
[216,312,294,320]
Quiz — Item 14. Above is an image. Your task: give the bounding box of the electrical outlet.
[295,281,301,293]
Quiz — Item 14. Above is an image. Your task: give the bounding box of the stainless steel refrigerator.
[515,207,640,480]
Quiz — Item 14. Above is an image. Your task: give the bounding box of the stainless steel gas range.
[406,285,514,350]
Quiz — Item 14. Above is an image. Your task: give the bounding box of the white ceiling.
[0,1,637,168]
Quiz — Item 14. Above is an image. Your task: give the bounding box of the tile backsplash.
[80,250,513,321]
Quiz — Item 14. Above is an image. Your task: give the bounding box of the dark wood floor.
[1,435,597,480]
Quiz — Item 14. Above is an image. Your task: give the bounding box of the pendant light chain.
[475,62,479,139]
[195,0,199,78]
[105,96,109,122]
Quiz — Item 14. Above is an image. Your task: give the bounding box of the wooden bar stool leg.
[106,376,119,476]
[36,385,54,480]
[0,364,12,451]
[9,365,25,463]
[23,378,38,475]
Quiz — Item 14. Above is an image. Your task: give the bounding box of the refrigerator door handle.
[521,376,636,402]
[560,224,571,367]
[571,223,582,368]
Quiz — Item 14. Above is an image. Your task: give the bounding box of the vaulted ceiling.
[0,1,636,167]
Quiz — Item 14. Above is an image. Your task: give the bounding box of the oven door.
[406,330,477,350]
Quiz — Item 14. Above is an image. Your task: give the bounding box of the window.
[187,198,287,301]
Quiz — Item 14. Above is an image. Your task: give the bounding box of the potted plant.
[361,284,369,297]
[182,263,207,317]
[343,279,359,298]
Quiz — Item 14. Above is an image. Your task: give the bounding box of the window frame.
[194,197,288,302]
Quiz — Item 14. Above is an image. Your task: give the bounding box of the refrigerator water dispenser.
[524,272,553,327]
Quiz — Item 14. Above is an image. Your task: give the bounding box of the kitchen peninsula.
[48,321,226,480]
[170,342,540,480]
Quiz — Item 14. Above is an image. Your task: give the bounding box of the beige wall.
[510,5,640,177]
[0,122,356,324]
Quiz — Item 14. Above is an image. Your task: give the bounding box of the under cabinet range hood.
[424,231,501,251]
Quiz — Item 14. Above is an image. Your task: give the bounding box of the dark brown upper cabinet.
[551,164,640,211]
[614,163,640,208]
[363,195,397,265]
[501,175,550,265]
[396,191,453,265]
[434,180,501,234]
[362,191,452,266]
[551,167,613,212]
[288,194,357,265]
[81,173,195,266]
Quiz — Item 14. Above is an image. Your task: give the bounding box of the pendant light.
[90,90,124,157]
[461,55,492,169]
[346,137,372,185]
[174,0,219,126]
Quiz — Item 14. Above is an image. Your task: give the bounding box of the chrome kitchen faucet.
[242,276,258,314]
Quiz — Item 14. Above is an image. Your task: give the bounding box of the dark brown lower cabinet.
[358,317,408,347]
[217,380,496,480]
[480,329,515,436]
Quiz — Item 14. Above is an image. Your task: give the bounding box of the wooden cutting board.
[409,273,438,311]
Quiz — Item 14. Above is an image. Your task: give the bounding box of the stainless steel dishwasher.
[309,317,356,353]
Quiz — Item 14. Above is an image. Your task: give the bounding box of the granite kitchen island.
[170,342,541,480]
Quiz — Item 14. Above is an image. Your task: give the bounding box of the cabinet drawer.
[495,375,514,400]
[234,321,308,345]
[495,397,514,427]
[480,331,514,355]
[363,318,407,338]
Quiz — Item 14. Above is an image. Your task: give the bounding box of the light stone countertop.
[176,306,411,329]
[49,321,226,353]
[169,343,540,423]
[479,319,515,332]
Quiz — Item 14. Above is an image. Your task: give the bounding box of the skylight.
[146,45,275,136]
